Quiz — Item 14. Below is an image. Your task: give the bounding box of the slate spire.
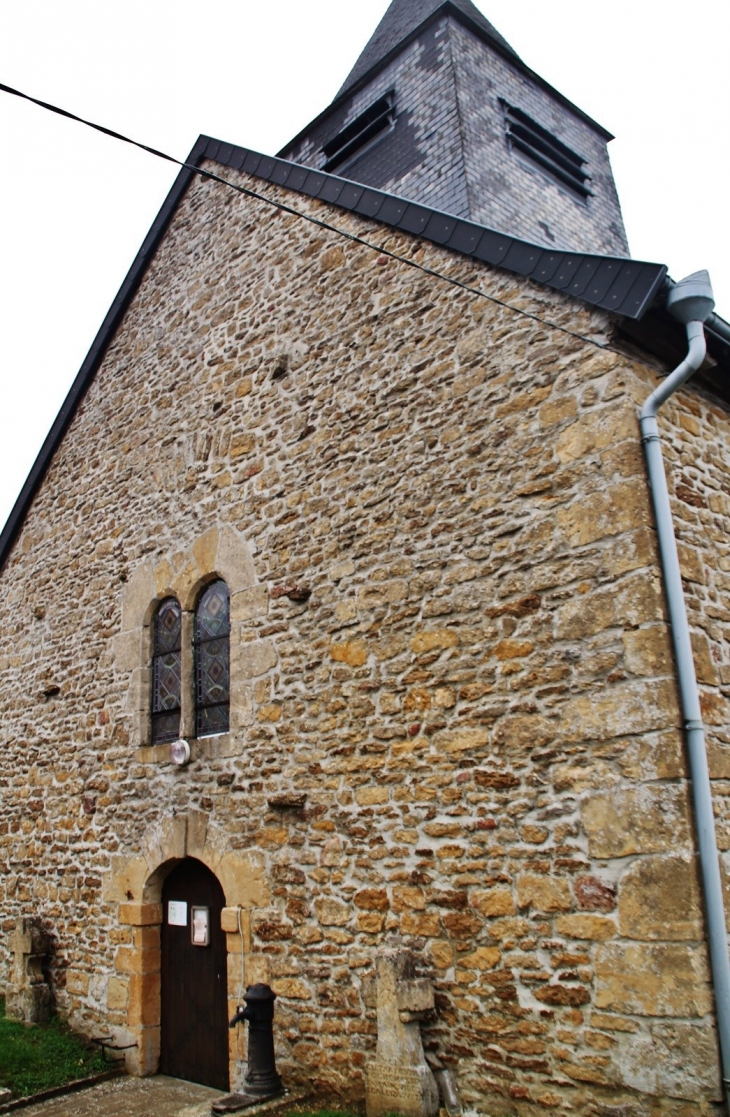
[279,0,629,256]
[337,0,519,97]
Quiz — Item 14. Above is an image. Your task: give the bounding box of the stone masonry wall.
[0,162,728,1114]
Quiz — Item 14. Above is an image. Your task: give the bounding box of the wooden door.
[160,858,229,1090]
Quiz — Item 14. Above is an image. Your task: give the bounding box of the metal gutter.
[664,276,730,352]
[707,312,730,348]
[640,272,730,1112]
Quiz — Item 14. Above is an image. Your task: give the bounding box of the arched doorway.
[160,858,229,1090]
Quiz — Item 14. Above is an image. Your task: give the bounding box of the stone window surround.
[114,526,272,765]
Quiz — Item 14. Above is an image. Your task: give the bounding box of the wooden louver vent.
[322,93,395,174]
[503,103,591,198]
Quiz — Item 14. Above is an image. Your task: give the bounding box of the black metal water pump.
[212,984,282,1114]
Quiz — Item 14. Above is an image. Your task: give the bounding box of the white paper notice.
[192,907,209,945]
[168,900,188,926]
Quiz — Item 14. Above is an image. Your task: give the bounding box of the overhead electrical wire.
[0,79,643,358]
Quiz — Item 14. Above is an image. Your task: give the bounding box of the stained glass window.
[194,580,230,737]
[151,597,182,744]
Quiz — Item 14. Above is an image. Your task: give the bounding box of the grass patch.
[0,997,107,1100]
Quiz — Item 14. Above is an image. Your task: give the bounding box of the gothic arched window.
[194,580,230,737]
[151,597,182,744]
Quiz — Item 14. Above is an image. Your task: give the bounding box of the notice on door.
[168,900,188,926]
[191,906,210,946]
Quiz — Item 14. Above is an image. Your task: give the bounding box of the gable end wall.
[0,166,727,1115]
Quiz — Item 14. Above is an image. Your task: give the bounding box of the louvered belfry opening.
[278,0,629,255]
[322,93,396,174]
[503,102,591,199]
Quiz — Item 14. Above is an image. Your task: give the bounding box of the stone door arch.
[105,810,269,1080]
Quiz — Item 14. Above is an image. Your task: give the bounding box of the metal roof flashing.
[1,134,726,576]
[209,140,665,319]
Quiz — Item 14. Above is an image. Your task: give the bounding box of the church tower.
[279,0,629,256]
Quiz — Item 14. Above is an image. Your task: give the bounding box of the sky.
[0,0,728,534]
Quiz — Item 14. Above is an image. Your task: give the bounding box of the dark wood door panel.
[161,858,228,1090]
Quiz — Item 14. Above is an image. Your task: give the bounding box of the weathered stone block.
[595,942,711,1016]
[433,726,488,754]
[107,976,129,1010]
[563,680,678,743]
[113,944,159,977]
[104,856,149,904]
[131,1025,160,1077]
[366,1063,439,1117]
[392,887,425,912]
[473,889,515,917]
[112,628,145,674]
[217,850,269,909]
[620,1021,722,1102]
[554,761,617,793]
[557,481,651,547]
[231,584,269,622]
[691,629,720,685]
[234,639,277,679]
[400,912,440,937]
[355,889,390,912]
[582,784,692,858]
[66,969,90,996]
[459,946,501,970]
[186,809,209,858]
[491,714,554,751]
[215,526,256,591]
[618,855,702,940]
[517,873,571,913]
[221,906,242,934]
[410,630,458,654]
[356,786,389,806]
[622,625,673,676]
[314,898,351,926]
[556,408,636,464]
[555,914,616,941]
[330,638,368,666]
[118,902,163,927]
[128,972,161,1026]
[120,559,155,632]
[272,977,311,1000]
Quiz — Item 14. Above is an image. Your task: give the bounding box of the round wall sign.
[170,739,191,766]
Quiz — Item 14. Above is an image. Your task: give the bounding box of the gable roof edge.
[0,135,672,574]
[0,136,208,574]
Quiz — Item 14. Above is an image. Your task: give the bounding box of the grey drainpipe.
[639,270,730,1109]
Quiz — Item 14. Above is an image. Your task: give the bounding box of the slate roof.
[338,0,519,96]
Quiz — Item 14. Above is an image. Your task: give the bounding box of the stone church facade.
[2,2,730,1115]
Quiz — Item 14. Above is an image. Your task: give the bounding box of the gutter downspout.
[639,270,730,1110]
